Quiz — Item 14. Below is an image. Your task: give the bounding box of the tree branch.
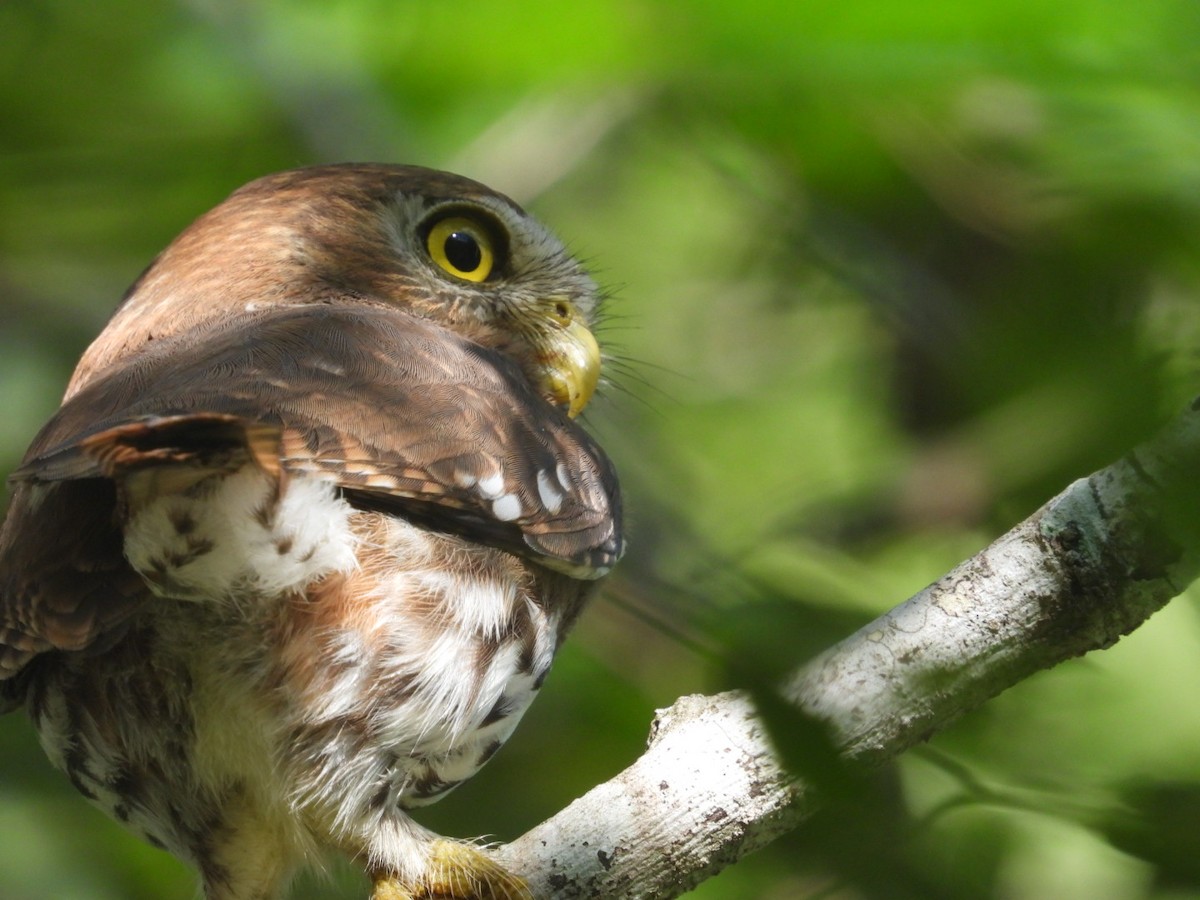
[495,400,1200,897]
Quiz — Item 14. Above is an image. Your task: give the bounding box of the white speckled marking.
[535,470,564,514]
[477,472,505,499]
[492,494,522,522]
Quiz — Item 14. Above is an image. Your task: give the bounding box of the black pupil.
[444,231,482,273]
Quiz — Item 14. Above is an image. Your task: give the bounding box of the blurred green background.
[5,1,1200,897]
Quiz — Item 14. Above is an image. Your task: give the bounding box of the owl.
[0,164,623,899]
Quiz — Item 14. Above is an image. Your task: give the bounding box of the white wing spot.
[492,494,522,522]
[477,472,505,499]
[455,471,478,488]
[555,462,572,493]
[536,469,564,515]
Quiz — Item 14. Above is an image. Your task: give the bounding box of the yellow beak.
[535,311,601,418]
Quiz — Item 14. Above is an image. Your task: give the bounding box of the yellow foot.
[371,839,532,900]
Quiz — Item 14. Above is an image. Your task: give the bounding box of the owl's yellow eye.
[426,216,495,283]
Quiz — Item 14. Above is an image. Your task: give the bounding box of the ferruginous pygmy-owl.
[0,164,623,900]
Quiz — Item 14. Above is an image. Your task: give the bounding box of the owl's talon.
[371,839,532,900]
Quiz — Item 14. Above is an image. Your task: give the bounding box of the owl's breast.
[267,511,583,819]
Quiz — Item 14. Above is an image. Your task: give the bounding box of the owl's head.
[69,164,605,419]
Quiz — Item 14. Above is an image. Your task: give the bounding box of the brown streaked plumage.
[0,164,623,900]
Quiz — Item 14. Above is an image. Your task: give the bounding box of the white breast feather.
[123,469,359,601]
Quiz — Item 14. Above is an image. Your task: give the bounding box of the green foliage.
[4,1,1200,897]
